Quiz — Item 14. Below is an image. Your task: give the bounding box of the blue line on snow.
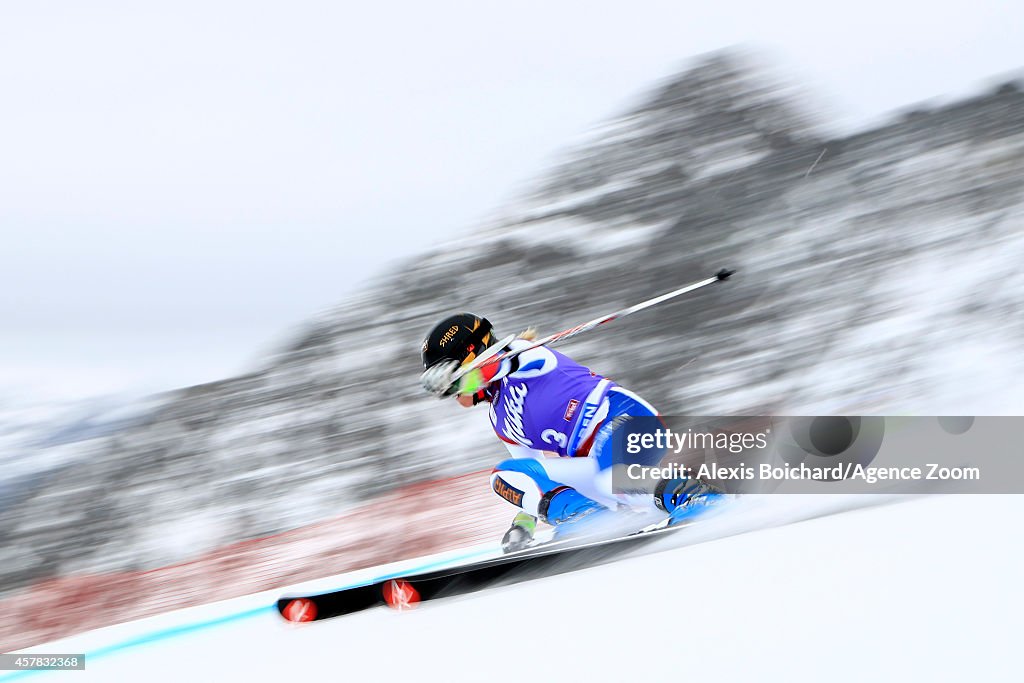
[0,547,494,681]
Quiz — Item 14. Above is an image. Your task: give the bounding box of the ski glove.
[501,512,537,553]
[420,361,490,398]
[420,360,460,398]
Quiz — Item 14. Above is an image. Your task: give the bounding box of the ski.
[277,500,726,622]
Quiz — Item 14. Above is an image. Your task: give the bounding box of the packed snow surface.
[10,494,1020,682]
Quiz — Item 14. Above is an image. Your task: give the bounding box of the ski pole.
[452,268,734,383]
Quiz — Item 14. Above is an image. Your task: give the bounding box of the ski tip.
[382,579,421,611]
[716,268,735,281]
[281,597,318,622]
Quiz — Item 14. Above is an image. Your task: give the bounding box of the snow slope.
[7,494,1020,682]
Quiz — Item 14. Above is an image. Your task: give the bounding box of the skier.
[419,313,719,552]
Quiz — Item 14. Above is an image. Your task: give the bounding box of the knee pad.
[490,459,556,515]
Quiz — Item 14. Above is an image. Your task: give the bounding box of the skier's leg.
[587,387,724,521]
[586,387,666,514]
[537,454,618,509]
[490,458,607,525]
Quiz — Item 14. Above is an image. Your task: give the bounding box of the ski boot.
[541,486,614,542]
[655,477,726,526]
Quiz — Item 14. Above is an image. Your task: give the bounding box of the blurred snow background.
[3,52,1022,598]
[1,0,1023,650]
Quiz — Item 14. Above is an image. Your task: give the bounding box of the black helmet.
[421,313,493,369]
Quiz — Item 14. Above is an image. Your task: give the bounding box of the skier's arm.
[459,343,554,395]
[420,354,514,398]
[501,511,537,552]
[456,356,513,395]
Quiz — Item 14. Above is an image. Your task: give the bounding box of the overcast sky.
[1,0,1019,399]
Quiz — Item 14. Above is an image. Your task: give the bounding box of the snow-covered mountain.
[4,52,1023,596]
